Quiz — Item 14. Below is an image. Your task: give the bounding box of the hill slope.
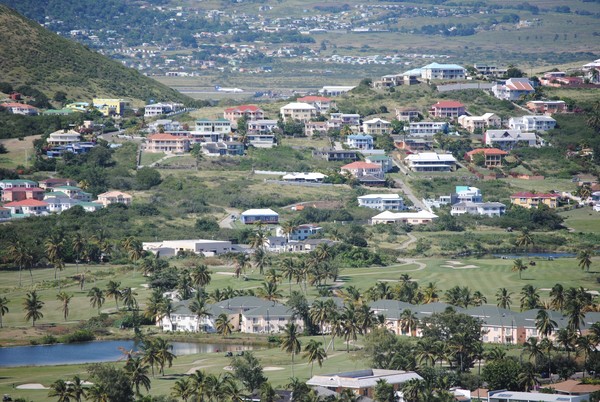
[0,4,192,105]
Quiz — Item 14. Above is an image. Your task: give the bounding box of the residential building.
[225,141,244,155]
[157,300,237,333]
[484,129,537,149]
[281,172,327,183]
[526,100,567,114]
[430,101,465,119]
[281,224,322,241]
[393,137,432,152]
[510,192,559,209]
[145,134,190,153]
[340,161,384,179]
[66,102,90,113]
[454,186,483,203]
[296,96,336,113]
[223,105,265,124]
[307,369,423,400]
[404,152,457,172]
[241,304,304,334]
[3,199,49,216]
[421,63,466,80]
[144,102,184,117]
[358,194,405,211]
[371,210,438,225]
[53,185,92,201]
[148,119,184,133]
[1,187,45,202]
[545,379,600,396]
[0,207,11,221]
[492,78,535,101]
[46,130,81,146]
[451,201,506,217]
[46,142,96,158]
[539,71,567,86]
[375,74,404,88]
[240,208,279,224]
[318,86,355,96]
[247,133,276,148]
[509,115,556,132]
[0,179,38,190]
[346,134,373,150]
[395,107,421,122]
[487,391,588,402]
[362,118,391,135]
[96,191,132,207]
[142,239,233,257]
[92,98,130,116]
[407,121,449,137]
[280,102,317,122]
[365,155,393,173]
[38,178,78,190]
[0,102,39,115]
[247,119,277,135]
[465,148,509,167]
[304,121,328,137]
[194,119,232,137]
[328,113,361,132]
[313,149,359,162]
[458,113,501,133]
[474,64,507,77]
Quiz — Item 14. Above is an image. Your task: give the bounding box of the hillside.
[0,4,193,105]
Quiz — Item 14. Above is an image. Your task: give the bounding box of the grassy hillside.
[0,5,193,105]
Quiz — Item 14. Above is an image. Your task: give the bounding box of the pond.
[493,252,576,259]
[0,340,253,367]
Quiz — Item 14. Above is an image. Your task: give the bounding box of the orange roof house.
[465,148,509,167]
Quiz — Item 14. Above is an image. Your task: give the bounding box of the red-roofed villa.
[145,134,190,153]
[430,101,466,118]
[340,161,384,179]
[223,105,265,124]
[465,148,509,167]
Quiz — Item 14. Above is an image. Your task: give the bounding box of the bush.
[135,167,162,190]
[61,329,95,343]
[41,334,58,344]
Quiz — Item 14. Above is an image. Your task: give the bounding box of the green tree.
[281,322,302,377]
[0,296,9,328]
[512,259,528,279]
[520,285,540,311]
[482,358,521,391]
[215,312,233,336]
[189,293,212,332]
[106,280,122,311]
[303,339,327,377]
[69,375,87,402]
[48,379,73,402]
[535,309,557,338]
[124,357,151,397]
[577,249,593,273]
[550,283,565,311]
[154,337,176,376]
[231,351,267,392]
[87,364,134,402]
[496,288,513,309]
[135,167,162,190]
[171,376,194,402]
[257,281,283,302]
[23,290,44,326]
[46,233,66,283]
[190,263,212,293]
[374,379,398,402]
[56,291,73,321]
[515,229,534,252]
[121,287,138,311]
[7,240,34,287]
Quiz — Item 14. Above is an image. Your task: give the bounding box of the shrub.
[62,329,95,343]
[41,335,58,344]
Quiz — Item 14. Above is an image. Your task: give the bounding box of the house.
[526,100,567,114]
[375,74,404,88]
[407,121,449,137]
[240,208,279,224]
[358,194,405,211]
[92,98,130,116]
[510,192,558,209]
[0,102,39,115]
[145,134,190,153]
[224,141,244,156]
[1,187,45,202]
[53,185,91,201]
[45,197,83,213]
[329,113,361,131]
[484,129,537,149]
[247,119,278,135]
[0,179,38,190]
[313,149,359,162]
[420,63,466,80]
[340,162,384,179]
[158,300,238,332]
[465,148,509,167]
[223,105,265,124]
[215,296,274,314]
[346,134,373,150]
[96,191,132,207]
[474,64,507,77]
[142,239,233,257]
[454,186,483,203]
[492,78,535,101]
[0,207,11,221]
[393,137,432,152]
[241,304,304,334]
[148,119,185,133]
[509,115,556,132]
[3,199,49,216]
[365,155,393,173]
[66,102,90,113]
[487,391,588,402]
[304,121,328,137]
[451,201,506,217]
[281,172,327,183]
[545,379,600,396]
[395,107,421,122]
[362,118,391,135]
[430,101,465,119]
[458,113,501,133]
[277,224,322,241]
[144,102,184,117]
[280,102,317,122]
[307,369,423,400]
[318,86,355,96]
[246,133,276,148]
[46,130,81,146]
[296,96,336,113]
[38,178,78,190]
[404,152,457,172]
[46,142,96,158]
[371,210,438,225]
[194,119,232,137]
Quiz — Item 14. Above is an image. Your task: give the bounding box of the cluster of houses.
[44,127,100,158]
[0,98,133,117]
[0,178,132,219]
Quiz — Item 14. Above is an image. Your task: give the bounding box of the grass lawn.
[139,151,165,166]
[559,206,600,233]
[0,135,40,169]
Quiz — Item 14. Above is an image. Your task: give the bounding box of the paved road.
[390,158,427,210]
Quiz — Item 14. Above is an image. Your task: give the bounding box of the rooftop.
[341,161,381,170]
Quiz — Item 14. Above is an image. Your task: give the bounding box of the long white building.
[142,239,233,257]
[358,194,405,211]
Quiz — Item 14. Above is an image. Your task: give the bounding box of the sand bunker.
[17,384,49,390]
[445,261,463,265]
[216,272,236,276]
[441,264,479,269]
[263,366,285,371]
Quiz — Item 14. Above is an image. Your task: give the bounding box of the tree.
[303,339,327,377]
[7,240,33,287]
[106,280,122,311]
[48,379,73,402]
[402,379,425,402]
[140,339,160,378]
[124,357,151,397]
[69,375,87,402]
[189,293,211,332]
[135,167,162,190]
[56,291,73,321]
[400,309,418,337]
[279,257,297,294]
[215,312,233,336]
[520,285,540,311]
[234,253,249,278]
[259,382,280,402]
[512,259,528,280]
[86,287,105,314]
[341,303,360,353]
[373,379,398,402]
[171,377,194,402]
[46,233,66,283]
[257,281,283,302]
[281,322,302,377]
[496,288,513,309]
[190,263,212,293]
[550,283,565,312]
[72,233,86,273]
[522,337,545,366]
[577,249,593,273]
[87,363,134,402]
[0,296,9,328]
[231,351,267,392]
[310,299,331,341]
[515,229,534,252]
[482,358,521,391]
[154,337,176,376]
[121,287,138,311]
[518,362,540,392]
[535,309,557,338]
[24,290,44,326]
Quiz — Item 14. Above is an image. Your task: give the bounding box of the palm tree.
[71,233,86,274]
[577,249,593,273]
[69,375,87,402]
[515,228,534,253]
[341,304,360,353]
[46,233,66,282]
[264,268,282,285]
[472,291,487,307]
[356,303,376,335]
[522,337,545,366]
[56,291,73,321]
[141,339,160,378]
[566,298,586,334]
[124,356,151,397]
[259,382,279,402]
[535,309,557,338]
[86,384,109,402]
[576,335,595,377]
[512,259,528,279]
[23,290,44,326]
[518,362,540,392]
[310,300,331,341]
[189,369,207,399]
[105,280,122,311]
[415,338,436,368]
[215,313,233,336]
[252,247,270,275]
[171,377,194,402]
[280,257,297,294]
[400,309,418,336]
[7,240,34,287]
[0,296,9,328]
[550,283,565,311]
[189,293,212,332]
[281,322,302,377]
[257,281,283,302]
[190,264,212,293]
[486,347,506,362]
[520,285,540,311]
[177,269,194,300]
[121,287,138,311]
[402,379,425,402]
[303,340,327,377]
[125,238,144,265]
[422,282,439,304]
[48,379,73,402]
[88,286,105,314]
[234,253,249,278]
[496,288,513,309]
[556,328,577,358]
[155,337,176,376]
[280,221,296,242]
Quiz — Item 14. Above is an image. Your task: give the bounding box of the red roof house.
[430,101,466,118]
[223,105,265,123]
[465,148,509,167]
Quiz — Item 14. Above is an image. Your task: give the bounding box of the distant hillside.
[0,4,193,105]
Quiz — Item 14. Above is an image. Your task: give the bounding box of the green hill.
[0,4,192,105]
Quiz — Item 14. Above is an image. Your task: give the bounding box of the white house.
[194,119,232,140]
[144,102,183,117]
[420,63,466,80]
[142,239,233,257]
[492,78,535,101]
[318,86,355,96]
[484,129,538,149]
[454,186,483,203]
[362,118,391,135]
[487,391,588,402]
[340,162,384,179]
[3,199,49,216]
[158,300,238,333]
[47,130,81,146]
[358,194,405,211]
[371,210,438,225]
[329,113,361,130]
[457,113,502,133]
[277,224,322,240]
[281,172,327,182]
[407,121,449,137]
[450,201,506,217]
[346,134,374,150]
[365,155,393,173]
[404,152,457,172]
[241,304,304,334]
[509,115,556,132]
[240,209,279,224]
[247,119,278,134]
[280,102,317,122]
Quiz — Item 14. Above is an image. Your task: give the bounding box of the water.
[493,252,576,259]
[0,340,253,367]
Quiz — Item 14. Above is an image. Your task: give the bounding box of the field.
[0,135,40,169]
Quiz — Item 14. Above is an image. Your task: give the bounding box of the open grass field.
[559,206,600,233]
[0,135,40,169]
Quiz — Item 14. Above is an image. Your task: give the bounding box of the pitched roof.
[466,148,509,156]
[545,380,600,394]
[506,78,534,91]
[281,102,316,110]
[510,192,557,199]
[432,101,465,108]
[3,199,48,207]
[296,96,332,102]
[340,161,381,170]
[147,133,187,141]
[1,102,38,109]
[97,191,132,198]
[224,105,262,113]
[2,186,44,192]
